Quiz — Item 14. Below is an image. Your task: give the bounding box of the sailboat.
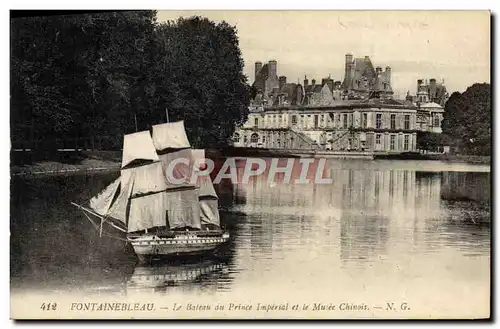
[72,120,230,262]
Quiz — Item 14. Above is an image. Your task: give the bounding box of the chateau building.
[235,54,445,153]
[233,99,418,153]
[406,78,449,134]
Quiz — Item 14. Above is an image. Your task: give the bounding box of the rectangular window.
[254,118,259,127]
[390,135,396,150]
[404,135,409,150]
[362,113,368,128]
[390,114,396,130]
[376,113,382,129]
[434,115,440,127]
[262,135,266,143]
[376,134,381,145]
[349,113,354,127]
[291,115,297,124]
[314,115,319,128]
[343,114,348,128]
[404,115,410,130]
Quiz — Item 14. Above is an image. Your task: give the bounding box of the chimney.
[376,66,382,74]
[429,78,437,100]
[364,56,370,61]
[385,66,391,84]
[304,75,308,87]
[345,53,353,64]
[311,79,316,85]
[255,61,262,80]
[344,53,353,88]
[279,76,287,90]
[268,60,277,79]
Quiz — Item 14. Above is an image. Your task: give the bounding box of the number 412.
[40,303,57,311]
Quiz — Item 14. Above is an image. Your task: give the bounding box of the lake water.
[10,159,491,319]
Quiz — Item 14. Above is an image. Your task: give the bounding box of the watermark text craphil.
[163,157,334,185]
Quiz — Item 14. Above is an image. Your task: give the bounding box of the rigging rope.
[82,211,129,242]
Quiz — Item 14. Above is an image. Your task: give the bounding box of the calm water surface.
[10,159,490,317]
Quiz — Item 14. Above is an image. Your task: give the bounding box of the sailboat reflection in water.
[72,121,230,263]
[126,256,230,293]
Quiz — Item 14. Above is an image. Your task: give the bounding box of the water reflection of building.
[223,161,476,266]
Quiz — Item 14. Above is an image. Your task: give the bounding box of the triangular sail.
[200,199,220,227]
[152,121,191,152]
[192,149,220,227]
[89,177,120,216]
[192,149,218,199]
[107,169,136,225]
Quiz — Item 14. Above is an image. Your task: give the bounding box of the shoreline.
[10,148,491,177]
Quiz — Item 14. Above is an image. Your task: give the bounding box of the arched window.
[250,133,259,143]
[233,133,240,143]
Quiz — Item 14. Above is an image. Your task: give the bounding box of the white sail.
[200,199,220,227]
[128,191,169,232]
[128,161,168,196]
[165,188,201,229]
[107,169,136,224]
[122,131,159,168]
[123,161,169,232]
[89,177,120,216]
[192,149,218,198]
[158,149,196,189]
[192,149,219,227]
[152,121,191,151]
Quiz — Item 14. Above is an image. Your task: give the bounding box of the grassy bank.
[11,148,490,176]
[10,147,299,176]
[11,150,121,176]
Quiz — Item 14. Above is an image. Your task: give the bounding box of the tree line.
[10,11,251,151]
[417,83,491,156]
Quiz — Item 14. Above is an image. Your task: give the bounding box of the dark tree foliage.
[442,83,491,155]
[148,16,250,148]
[11,12,250,150]
[416,131,452,152]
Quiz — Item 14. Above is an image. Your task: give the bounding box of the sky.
[156,10,490,98]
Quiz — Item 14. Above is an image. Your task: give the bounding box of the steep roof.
[353,57,376,86]
[304,84,324,94]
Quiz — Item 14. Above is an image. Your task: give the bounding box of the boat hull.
[128,232,230,261]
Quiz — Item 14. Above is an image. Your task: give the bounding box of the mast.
[90,130,170,233]
[151,121,202,230]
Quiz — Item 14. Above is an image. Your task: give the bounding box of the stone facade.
[233,99,418,153]
[406,78,448,134]
[238,54,445,153]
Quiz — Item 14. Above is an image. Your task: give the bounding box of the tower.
[344,53,353,89]
[255,61,262,80]
[268,60,278,79]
